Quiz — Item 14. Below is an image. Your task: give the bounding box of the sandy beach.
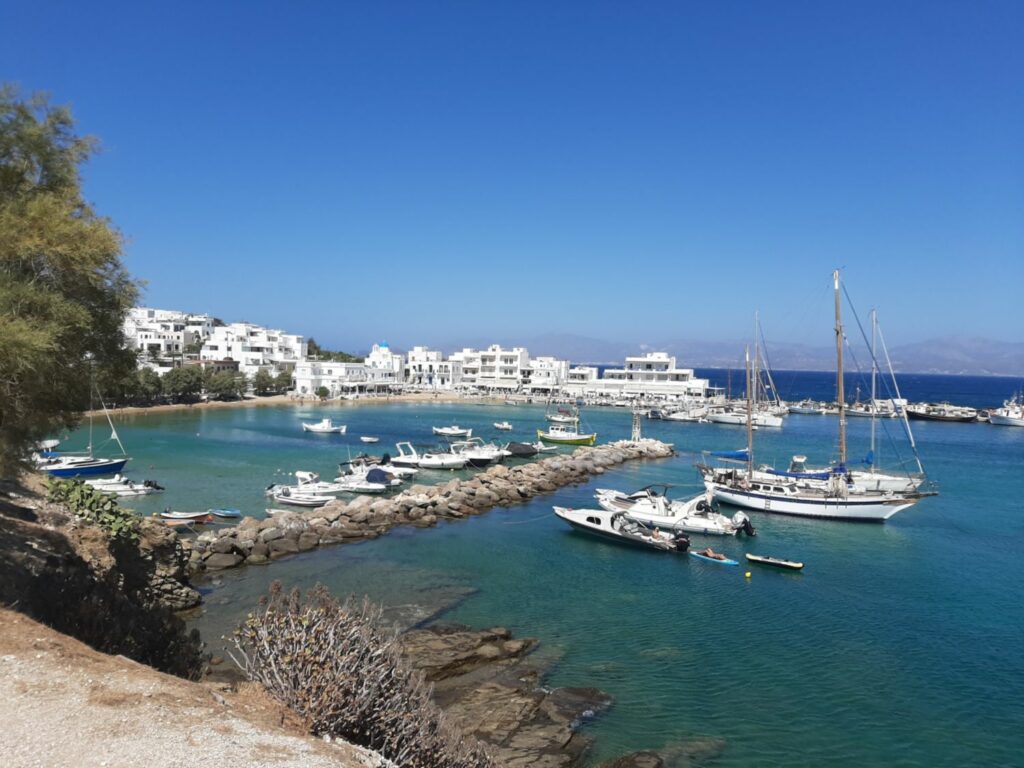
[89,392,504,420]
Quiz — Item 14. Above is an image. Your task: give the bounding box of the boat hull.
[45,458,129,478]
[989,413,1024,427]
[705,482,920,521]
[537,429,597,446]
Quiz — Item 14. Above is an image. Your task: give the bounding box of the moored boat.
[554,506,689,553]
[360,436,380,443]
[302,418,347,434]
[906,403,978,422]
[493,421,513,431]
[988,394,1024,427]
[594,486,755,536]
[272,489,333,507]
[745,553,804,570]
[433,425,472,438]
[537,424,597,446]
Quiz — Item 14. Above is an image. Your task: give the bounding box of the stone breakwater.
[185,439,675,575]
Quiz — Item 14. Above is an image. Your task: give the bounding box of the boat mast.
[745,345,754,480]
[869,308,877,473]
[87,353,94,455]
[834,270,847,467]
[752,313,760,414]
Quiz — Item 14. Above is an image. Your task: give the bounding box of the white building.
[405,346,463,390]
[365,342,404,386]
[123,307,214,363]
[451,345,530,392]
[293,361,371,397]
[524,356,570,393]
[561,352,719,401]
[199,322,307,378]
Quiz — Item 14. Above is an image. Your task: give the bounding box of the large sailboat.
[35,370,130,478]
[698,272,933,522]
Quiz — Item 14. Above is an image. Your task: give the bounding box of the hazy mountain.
[375,333,1023,376]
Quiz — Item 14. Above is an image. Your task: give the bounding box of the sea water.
[59,379,1024,766]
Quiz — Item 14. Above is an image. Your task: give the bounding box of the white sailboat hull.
[704,481,918,521]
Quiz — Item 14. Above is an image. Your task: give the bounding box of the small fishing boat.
[554,506,690,553]
[788,400,829,415]
[689,549,739,566]
[745,553,804,571]
[208,508,242,519]
[905,403,978,423]
[272,489,333,507]
[302,418,347,434]
[990,393,1024,427]
[266,470,350,496]
[264,508,292,517]
[160,509,214,521]
[533,441,560,453]
[360,436,380,443]
[163,516,212,529]
[433,425,472,438]
[537,424,597,446]
[493,421,513,431]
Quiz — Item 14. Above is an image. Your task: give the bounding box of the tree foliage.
[162,366,204,401]
[275,369,293,392]
[307,337,361,363]
[0,85,137,476]
[252,369,274,395]
[207,370,247,400]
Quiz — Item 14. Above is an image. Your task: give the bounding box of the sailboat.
[36,367,130,478]
[707,315,784,427]
[698,272,933,522]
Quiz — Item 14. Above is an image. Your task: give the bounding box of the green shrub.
[230,584,495,768]
[47,477,138,541]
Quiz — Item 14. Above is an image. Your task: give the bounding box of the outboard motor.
[732,511,756,536]
[673,532,691,552]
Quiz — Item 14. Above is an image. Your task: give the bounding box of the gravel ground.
[0,609,391,768]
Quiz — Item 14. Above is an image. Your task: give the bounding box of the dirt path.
[0,609,390,768]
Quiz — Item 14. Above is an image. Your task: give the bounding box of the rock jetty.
[186,439,674,576]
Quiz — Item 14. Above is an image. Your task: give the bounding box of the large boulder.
[204,552,243,570]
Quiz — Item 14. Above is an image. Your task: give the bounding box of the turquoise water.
[64,401,1024,766]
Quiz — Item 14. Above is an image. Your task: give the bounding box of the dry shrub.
[229,582,496,768]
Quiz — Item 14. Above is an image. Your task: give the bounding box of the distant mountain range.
[420,333,1024,377]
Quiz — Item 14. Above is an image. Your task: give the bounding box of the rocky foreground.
[186,440,675,575]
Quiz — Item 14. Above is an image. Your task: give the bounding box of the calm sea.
[61,372,1024,766]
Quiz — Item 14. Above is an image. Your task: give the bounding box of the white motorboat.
[990,394,1024,427]
[266,470,350,496]
[707,409,783,428]
[664,406,710,422]
[433,425,472,438]
[335,465,402,493]
[302,418,347,434]
[85,475,165,497]
[360,436,380,443]
[272,488,333,507]
[493,421,513,431]
[450,438,508,468]
[594,486,754,536]
[391,441,468,470]
[788,400,829,415]
[532,441,560,453]
[554,506,690,552]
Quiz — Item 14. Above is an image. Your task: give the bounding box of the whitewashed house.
[405,346,463,390]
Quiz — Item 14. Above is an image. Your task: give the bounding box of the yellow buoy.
[745,571,752,578]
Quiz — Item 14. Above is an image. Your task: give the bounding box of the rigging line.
[501,512,554,525]
[841,337,911,470]
[841,282,924,472]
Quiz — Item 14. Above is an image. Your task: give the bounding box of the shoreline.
[89,392,496,419]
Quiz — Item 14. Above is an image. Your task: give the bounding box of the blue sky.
[3,1,1021,352]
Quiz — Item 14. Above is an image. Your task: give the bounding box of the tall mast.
[834,270,847,467]
[752,313,760,412]
[869,308,877,471]
[745,345,753,479]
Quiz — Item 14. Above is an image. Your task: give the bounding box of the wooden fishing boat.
[745,553,804,570]
[537,425,597,446]
[360,436,380,443]
[207,508,242,519]
[160,509,215,521]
